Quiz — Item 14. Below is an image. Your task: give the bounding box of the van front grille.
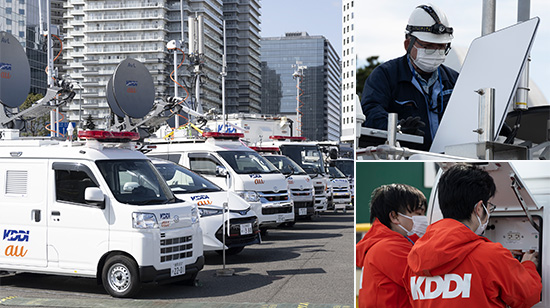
[160,236,193,263]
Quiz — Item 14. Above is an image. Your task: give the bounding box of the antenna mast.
[292,61,307,137]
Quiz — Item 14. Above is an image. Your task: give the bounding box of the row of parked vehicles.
[0,128,353,298]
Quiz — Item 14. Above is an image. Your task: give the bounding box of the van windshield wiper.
[188,187,221,193]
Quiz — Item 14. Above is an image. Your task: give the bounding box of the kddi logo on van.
[3,229,29,257]
[410,273,472,300]
[190,194,212,206]
[249,174,264,184]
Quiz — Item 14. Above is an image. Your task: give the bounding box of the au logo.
[254,178,265,185]
[197,200,213,206]
[5,245,27,257]
[126,80,138,93]
[1,72,10,79]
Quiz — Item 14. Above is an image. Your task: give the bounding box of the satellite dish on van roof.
[110,58,154,118]
[106,76,125,118]
[0,31,30,108]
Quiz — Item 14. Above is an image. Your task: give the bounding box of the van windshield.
[96,160,177,205]
[153,160,222,194]
[333,160,353,178]
[328,166,347,179]
[263,155,308,176]
[217,151,280,174]
[280,145,325,176]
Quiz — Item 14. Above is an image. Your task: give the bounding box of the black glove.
[398,116,426,136]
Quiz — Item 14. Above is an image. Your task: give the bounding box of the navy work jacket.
[361,55,459,151]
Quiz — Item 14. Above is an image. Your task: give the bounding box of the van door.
[47,161,109,273]
[187,153,228,188]
[0,160,48,267]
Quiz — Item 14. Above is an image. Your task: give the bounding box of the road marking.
[0,296,17,304]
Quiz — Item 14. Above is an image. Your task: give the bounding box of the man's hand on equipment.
[398,116,426,136]
[521,250,539,268]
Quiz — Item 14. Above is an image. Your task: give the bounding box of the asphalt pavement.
[0,211,354,308]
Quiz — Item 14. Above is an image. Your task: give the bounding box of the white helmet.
[406,4,453,44]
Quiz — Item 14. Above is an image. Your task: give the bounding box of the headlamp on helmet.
[405,4,453,45]
[406,5,453,35]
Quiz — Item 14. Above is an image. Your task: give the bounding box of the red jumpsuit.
[403,219,541,308]
[357,219,415,308]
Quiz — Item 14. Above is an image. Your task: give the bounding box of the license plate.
[276,215,285,223]
[299,208,307,216]
[171,261,186,277]
[240,223,253,235]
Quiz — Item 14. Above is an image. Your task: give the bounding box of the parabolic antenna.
[111,58,154,118]
[106,76,125,118]
[0,31,30,108]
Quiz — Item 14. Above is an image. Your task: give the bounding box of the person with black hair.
[356,183,427,308]
[361,4,458,151]
[403,164,541,307]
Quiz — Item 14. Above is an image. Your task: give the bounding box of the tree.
[356,56,383,98]
[84,114,96,130]
[19,93,48,136]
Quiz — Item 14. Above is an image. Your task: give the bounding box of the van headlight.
[191,206,200,224]
[198,208,223,217]
[236,191,260,203]
[132,212,158,229]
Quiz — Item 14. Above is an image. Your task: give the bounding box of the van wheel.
[102,255,140,298]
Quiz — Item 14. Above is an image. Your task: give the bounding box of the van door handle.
[51,211,61,222]
[31,209,41,222]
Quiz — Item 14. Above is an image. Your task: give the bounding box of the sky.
[355,0,550,101]
[260,0,343,55]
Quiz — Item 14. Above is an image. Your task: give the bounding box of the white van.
[253,137,330,213]
[261,153,315,221]
[0,130,204,298]
[151,158,260,254]
[427,161,549,307]
[145,132,294,233]
[327,166,352,213]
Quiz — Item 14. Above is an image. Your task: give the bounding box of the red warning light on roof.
[202,132,244,139]
[249,146,280,152]
[269,135,306,141]
[78,130,140,141]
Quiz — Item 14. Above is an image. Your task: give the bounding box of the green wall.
[355,162,433,224]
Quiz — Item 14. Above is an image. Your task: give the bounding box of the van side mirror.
[216,165,228,177]
[85,187,105,209]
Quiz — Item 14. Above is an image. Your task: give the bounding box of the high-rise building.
[0,0,49,95]
[341,0,355,143]
[261,32,341,141]
[62,0,224,129]
[223,0,261,114]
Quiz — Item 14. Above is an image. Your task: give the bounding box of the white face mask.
[474,203,490,235]
[412,47,446,73]
[397,212,429,237]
